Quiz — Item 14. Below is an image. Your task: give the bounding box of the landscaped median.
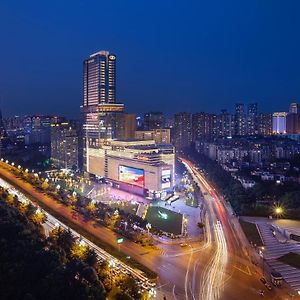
[0,163,157,279]
[239,219,264,247]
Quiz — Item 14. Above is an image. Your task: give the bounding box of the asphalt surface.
[0,160,298,300]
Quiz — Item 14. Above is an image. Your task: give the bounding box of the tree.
[84,248,98,267]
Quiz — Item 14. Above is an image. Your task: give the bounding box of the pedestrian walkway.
[256,221,300,292]
[267,258,300,291]
[257,222,300,260]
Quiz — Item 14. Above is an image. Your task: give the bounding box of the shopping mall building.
[86,139,175,199]
[81,50,175,199]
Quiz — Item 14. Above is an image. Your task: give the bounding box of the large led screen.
[119,165,145,188]
[161,169,171,189]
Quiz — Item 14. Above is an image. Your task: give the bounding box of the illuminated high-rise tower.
[83,50,116,106]
[81,50,124,172]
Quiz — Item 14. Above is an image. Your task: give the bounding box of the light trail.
[185,248,194,300]
[0,177,155,291]
[180,158,229,300]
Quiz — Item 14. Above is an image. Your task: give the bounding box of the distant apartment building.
[174,112,192,150]
[196,136,300,170]
[192,112,217,141]
[143,112,165,130]
[286,102,300,134]
[289,102,299,114]
[217,109,235,137]
[135,128,171,144]
[26,116,65,145]
[257,113,272,135]
[272,112,287,134]
[235,103,247,136]
[115,113,136,140]
[51,122,79,169]
[247,103,258,135]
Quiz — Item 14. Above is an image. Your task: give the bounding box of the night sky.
[1,0,300,118]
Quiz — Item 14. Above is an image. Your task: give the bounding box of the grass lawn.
[278,252,300,269]
[109,202,138,214]
[239,219,263,247]
[145,206,183,235]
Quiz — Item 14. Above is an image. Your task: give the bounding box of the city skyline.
[1,1,300,117]
[1,3,300,299]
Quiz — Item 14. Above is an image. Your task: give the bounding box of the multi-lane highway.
[179,157,293,300]
[0,176,156,296]
[0,159,296,299]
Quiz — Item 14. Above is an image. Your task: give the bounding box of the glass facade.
[83,50,116,106]
[82,50,121,172]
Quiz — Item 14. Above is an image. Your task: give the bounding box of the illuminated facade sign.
[161,169,171,189]
[119,165,145,188]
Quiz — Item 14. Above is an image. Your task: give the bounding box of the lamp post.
[146,223,152,235]
[260,246,265,277]
[274,206,283,219]
[108,259,116,288]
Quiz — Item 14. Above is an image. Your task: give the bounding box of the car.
[260,277,267,284]
[141,283,149,290]
[147,281,156,288]
[180,243,188,247]
[265,283,272,291]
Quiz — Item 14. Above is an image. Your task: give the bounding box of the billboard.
[161,169,171,189]
[119,165,145,188]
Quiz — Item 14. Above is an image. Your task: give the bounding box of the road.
[0,176,153,292]
[0,159,296,299]
[179,157,294,300]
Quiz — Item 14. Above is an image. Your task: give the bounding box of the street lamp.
[260,247,265,277]
[274,206,284,219]
[79,240,86,247]
[146,223,152,235]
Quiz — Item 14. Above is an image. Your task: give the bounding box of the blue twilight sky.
[0,0,300,118]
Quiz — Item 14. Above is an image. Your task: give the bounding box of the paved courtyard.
[252,219,300,292]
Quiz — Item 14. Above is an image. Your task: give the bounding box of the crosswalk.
[256,222,300,292]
